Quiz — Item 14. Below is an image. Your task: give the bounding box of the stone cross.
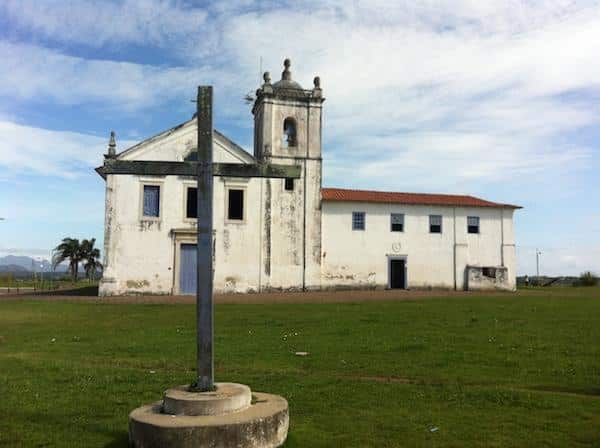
[99,86,301,391]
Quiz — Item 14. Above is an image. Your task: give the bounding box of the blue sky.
[0,0,599,276]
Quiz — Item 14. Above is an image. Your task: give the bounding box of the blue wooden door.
[180,244,197,294]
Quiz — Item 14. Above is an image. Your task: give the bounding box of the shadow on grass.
[39,285,99,296]
[103,430,129,447]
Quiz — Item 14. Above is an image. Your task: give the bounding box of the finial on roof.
[263,71,271,85]
[282,58,292,81]
[107,131,116,157]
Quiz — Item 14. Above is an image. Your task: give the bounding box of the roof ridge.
[322,187,472,198]
[321,187,521,209]
[113,117,251,161]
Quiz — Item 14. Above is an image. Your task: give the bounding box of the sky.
[0,0,599,276]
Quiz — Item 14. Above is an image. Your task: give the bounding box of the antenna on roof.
[242,56,264,105]
[243,91,255,104]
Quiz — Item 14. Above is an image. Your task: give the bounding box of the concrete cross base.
[128,383,289,448]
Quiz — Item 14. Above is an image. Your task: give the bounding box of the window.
[227,189,244,221]
[143,185,160,217]
[391,213,404,232]
[482,267,496,278]
[352,212,365,231]
[184,151,198,161]
[284,178,294,191]
[283,117,297,147]
[429,215,442,233]
[467,216,480,234]
[186,187,197,219]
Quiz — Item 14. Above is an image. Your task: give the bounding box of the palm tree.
[81,238,103,281]
[52,238,82,281]
[52,237,103,282]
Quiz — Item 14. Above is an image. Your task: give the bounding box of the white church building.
[97,60,520,296]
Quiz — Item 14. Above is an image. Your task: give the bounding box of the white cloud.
[0,246,52,259]
[0,42,216,108]
[1,0,208,48]
[517,246,600,277]
[0,120,136,177]
[209,2,600,196]
[1,2,598,190]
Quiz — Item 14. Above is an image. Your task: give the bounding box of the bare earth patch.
[0,287,504,304]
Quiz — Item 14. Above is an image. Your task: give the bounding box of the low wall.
[466,265,513,291]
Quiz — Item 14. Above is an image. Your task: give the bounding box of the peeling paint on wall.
[126,279,150,289]
[466,265,512,291]
[264,179,271,277]
[139,220,161,231]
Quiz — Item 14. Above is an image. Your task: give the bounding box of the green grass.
[0,279,97,291]
[1,288,599,447]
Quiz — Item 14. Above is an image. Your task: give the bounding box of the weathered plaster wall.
[100,102,324,296]
[253,96,323,291]
[466,265,512,291]
[320,202,516,290]
[99,120,265,296]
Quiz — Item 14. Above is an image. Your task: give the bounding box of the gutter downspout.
[500,208,505,266]
[453,207,457,291]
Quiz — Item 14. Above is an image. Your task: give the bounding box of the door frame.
[387,255,408,289]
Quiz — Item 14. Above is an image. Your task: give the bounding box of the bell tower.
[252,59,325,290]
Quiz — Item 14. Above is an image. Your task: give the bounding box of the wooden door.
[180,244,197,294]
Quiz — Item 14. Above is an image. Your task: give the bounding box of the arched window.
[283,117,297,148]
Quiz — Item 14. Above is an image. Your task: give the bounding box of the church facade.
[97,60,520,296]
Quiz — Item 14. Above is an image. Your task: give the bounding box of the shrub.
[576,271,598,287]
[529,278,541,287]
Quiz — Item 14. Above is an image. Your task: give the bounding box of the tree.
[577,271,598,287]
[52,237,103,282]
[52,238,82,281]
[82,238,103,281]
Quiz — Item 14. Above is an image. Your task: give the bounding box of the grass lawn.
[1,288,599,447]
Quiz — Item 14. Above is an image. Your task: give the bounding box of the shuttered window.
[143,185,160,217]
[352,212,365,230]
[468,216,480,234]
[391,213,404,232]
[429,215,442,233]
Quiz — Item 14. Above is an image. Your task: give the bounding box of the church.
[96,59,520,296]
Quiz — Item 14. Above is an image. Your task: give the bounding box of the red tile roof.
[321,188,521,209]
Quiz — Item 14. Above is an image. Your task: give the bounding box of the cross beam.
[96,160,301,179]
[99,86,299,392]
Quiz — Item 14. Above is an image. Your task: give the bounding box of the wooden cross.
[99,86,301,391]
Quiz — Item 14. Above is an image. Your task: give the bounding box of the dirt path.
[0,288,502,304]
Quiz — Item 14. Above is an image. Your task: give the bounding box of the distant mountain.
[0,255,67,272]
[0,264,28,273]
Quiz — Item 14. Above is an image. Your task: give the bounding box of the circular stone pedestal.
[129,383,288,448]
[163,383,252,416]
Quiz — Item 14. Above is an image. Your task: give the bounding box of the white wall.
[99,120,266,295]
[321,201,516,290]
[253,95,324,291]
[99,104,517,295]
[99,111,324,295]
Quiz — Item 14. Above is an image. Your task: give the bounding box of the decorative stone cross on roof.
[98,86,300,392]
